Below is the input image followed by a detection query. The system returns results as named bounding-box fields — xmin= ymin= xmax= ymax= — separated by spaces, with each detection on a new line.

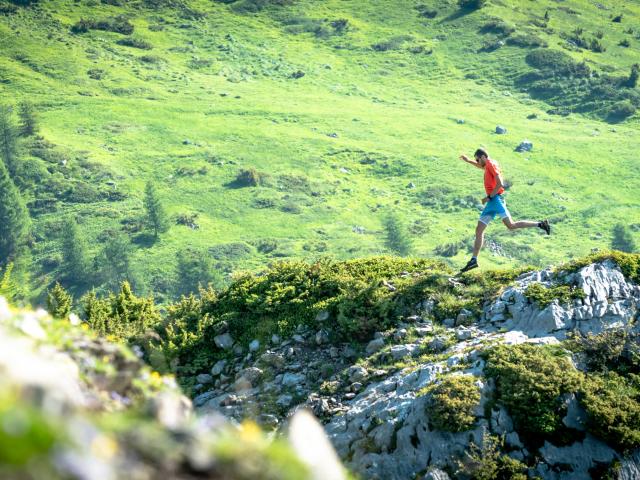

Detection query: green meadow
xmin=1 ymin=0 xmax=639 ymax=301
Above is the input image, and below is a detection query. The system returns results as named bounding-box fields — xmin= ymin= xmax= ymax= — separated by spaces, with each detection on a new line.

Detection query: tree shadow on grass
xmin=441 ymin=7 xmax=476 ymax=23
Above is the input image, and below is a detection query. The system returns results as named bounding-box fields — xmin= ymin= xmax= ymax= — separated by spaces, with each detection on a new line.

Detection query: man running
xmin=459 ymin=148 xmax=550 ymax=273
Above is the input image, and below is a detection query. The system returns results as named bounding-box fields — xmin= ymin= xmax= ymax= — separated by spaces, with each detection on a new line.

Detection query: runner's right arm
xmin=459 ymin=154 xmax=482 ymax=169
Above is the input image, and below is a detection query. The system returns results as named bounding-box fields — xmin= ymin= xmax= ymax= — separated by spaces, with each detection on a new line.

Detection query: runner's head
xmin=474 ymin=148 xmax=489 ymax=166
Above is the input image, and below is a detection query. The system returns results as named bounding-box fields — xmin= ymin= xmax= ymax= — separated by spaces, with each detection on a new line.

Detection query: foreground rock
xmin=0 ymin=298 xmax=347 ymax=480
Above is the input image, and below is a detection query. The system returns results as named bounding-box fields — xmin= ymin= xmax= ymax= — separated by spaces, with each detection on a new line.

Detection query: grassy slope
xmin=0 ymin=0 xmax=639 ymax=300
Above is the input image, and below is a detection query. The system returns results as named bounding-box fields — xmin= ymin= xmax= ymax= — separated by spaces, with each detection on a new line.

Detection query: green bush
xmin=458 ymin=0 xmax=486 ymax=10
xmin=606 ymin=100 xmax=636 ymax=122
xmin=524 ymin=282 xmax=585 ymax=307
xmin=372 ymin=35 xmax=413 ymax=52
xmin=567 ymin=330 xmax=640 ymax=375
xmin=82 ymin=282 xmax=161 ymax=341
xmin=484 ymin=344 xmax=581 ymax=439
xmin=525 ymin=49 xmax=590 ymax=77
xmin=479 ymin=19 xmax=515 ymax=36
xmin=116 ymin=37 xmax=153 ymax=49
xmin=581 ymin=372 xmax=640 ymax=451
xmin=71 ymin=15 xmax=134 ymax=35
xmin=235 ymin=168 xmax=264 ymax=187
xmin=426 ymin=375 xmax=480 ymax=432
xmin=459 ymin=435 xmax=527 ymax=480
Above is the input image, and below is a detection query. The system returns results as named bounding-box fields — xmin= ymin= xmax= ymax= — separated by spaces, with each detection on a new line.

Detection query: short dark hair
xmin=474 ymin=148 xmax=488 ymax=158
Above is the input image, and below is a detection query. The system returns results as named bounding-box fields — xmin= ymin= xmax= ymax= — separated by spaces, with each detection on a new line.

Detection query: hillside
xmin=0 ymin=0 xmax=639 ymax=301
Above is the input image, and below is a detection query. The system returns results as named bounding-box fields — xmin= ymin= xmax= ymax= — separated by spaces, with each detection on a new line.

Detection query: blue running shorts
xmin=479 ymin=194 xmax=511 ymax=225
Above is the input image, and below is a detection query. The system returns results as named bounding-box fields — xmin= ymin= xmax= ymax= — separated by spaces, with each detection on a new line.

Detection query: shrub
xmin=479 ymin=19 xmax=515 ymax=36
xmin=581 ymin=372 xmax=640 ymax=451
xmin=82 ymin=282 xmax=160 ymax=340
xmin=506 ymin=33 xmax=547 ymax=48
xmin=606 ymin=100 xmax=636 ymax=122
xmin=458 ymin=0 xmax=486 ymax=9
xmin=71 ymin=16 xmax=134 ymax=35
xmin=235 ymin=168 xmax=264 ymax=187
xmin=567 ymin=330 xmax=640 ymax=375
xmin=525 ymin=49 xmax=590 ymax=77
xmin=612 ymin=14 xmax=623 ymax=23
xmin=415 ymin=5 xmax=437 ymax=18
xmin=524 ymin=282 xmax=585 ymax=307
xmin=426 ymin=375 xmax=480 ymax=432
xmin=484 ymin=344 xmax=581 ymax=440
xmin=139 ymin=54 xmax=163 ymax=64
xmin=458 ymin=435 xmax=528 ymax=480
xmin=372 ymin=35 xmax=412 ymax=52
xmin=117 ymin=37 xmax=153 ymax=49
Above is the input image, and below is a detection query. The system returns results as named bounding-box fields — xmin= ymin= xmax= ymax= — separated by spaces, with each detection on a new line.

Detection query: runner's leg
xmin=473 ymin=221 xmax=488 ymax=258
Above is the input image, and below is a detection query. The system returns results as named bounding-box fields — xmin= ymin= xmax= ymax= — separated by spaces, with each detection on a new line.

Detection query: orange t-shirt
xmin=484 ymin=158 xmax=505 ymax=196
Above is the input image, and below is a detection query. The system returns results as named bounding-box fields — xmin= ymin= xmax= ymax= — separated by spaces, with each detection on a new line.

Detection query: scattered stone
xmin=366 ymin=338 xmax=385 ymax=354
xmin=316 ymin=310 xmax=330 ymax=322
xmin=282 ymin=372 xmax=306 ymax=387
xmin=456 ymin=309 xmax=474 ymax=326
xmin=495 ymin=125 xmax=507 ymax=134
xmin=515 ymin=140 xmax=533 ymax=152
xmin=455 ymin=327 xmax=473 ymax=341
xmin=351 ymin=382 xmax=363 ymax=392
xmin=196 ymin=373 xmax=213 ymax=385
xmin=342 ymin=345 xmax=357 ymax=359
xmin=406 ymin=182 xmax=416 ymax=189
xmin=456 ymin=119 xmax=465 ymax=124
xmin=214 ymin=333 xmax=234 ymax=350
xmin=348 ymin=366 xmax=368 ymax=383
xmin=344 ymin=392 xmax=356 ymax=400
xmin=390 ymin=344 xmax=419 ymax=360
xmin=423 ymin=468 xmax=451 ymax=480
xmin=315 ymin=329 xmax=330 ymax=345
xmin=236 ymin=367 xmax=263 ymax=387
xmin=427 ymin=336 xmax=449 ymax=352
xmin=442 ymin=318 xmax=455 ymax=328
xmin=249 ymin=339 xmax=260 ymax=352
xmin=260 ymin=352 xmax=285 ymax=369
xmin=393 ymin=329 xmax=408 ymax=341
xmin=292 ymin=334 xmax=305 ymax=344
xmin=271 ymin=334 xmax=281 ymax=345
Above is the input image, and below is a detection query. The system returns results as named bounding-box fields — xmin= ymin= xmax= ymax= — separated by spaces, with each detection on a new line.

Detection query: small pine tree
xmin=17 ymin=101 xmax=38 ymax=137
xmin=544 ymin=10 xmax=550 ymax=21
xmin=144 ymin=181 xmax=169 ymax=239
xmin=0 ymin=104 xmax=18 ymax=177
xmin=383 ymin=214 xmax=413 ymax=256
xmin=612 ymin=224 xmax=636 ymax=253
xmin=47 ymin=282 xmax=72 ymax=319
xmin=60 ymin=217 xmax=90 ymax=283
xmin=0 ymin=160 xmax=30 ymax=263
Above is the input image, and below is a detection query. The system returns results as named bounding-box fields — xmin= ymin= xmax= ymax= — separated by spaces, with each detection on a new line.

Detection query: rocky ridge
xmin=194 ymin=259 xmax=640 ymax=480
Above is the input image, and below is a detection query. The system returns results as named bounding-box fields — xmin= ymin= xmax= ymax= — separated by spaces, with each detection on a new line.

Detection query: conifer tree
xmin=18 ymin=101 xmax=38 ymax=137
xmin=144 ymin=181 xmax=169 ymax=239
xmin=383 ymin=214 xmax=413 ymax=256
xmin=0 ymin=263 xmax=19 ymax=302
xmin=60 ymin=217 xmax=90 ymax=283
xmin=47 ymin=282 xmax=72 ymax=319
xmin=0 ymin=105 xmax=18 ymax=177
xmin=0 ymin=159 xmax=30 ymax=263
